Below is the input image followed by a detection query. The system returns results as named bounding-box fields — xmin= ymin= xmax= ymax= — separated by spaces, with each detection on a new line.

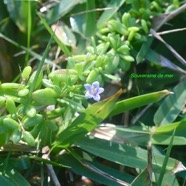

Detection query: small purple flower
xmin=84 ymin=81 xmax=104 ymax=101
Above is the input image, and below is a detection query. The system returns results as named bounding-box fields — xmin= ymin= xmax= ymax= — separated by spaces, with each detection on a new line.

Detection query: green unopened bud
xmin=95 ymin=55 xmax=106 ymax=67
xmin=11 ymin=129 xmax=22 ymax=144
xmin=121 ymin=55 xmax=135 ymax=62
xmin=26 ymin=106 xmax=37 ymax=117
xmin=134 ymin=33 xmax=141 ymax=40
xmin=6 ymin=98 xmax=17 ymax=114
xmin=141 ymin=19 xmax=149 ymax=34
xmin=1 ymin=83 xmax=23 ymax=89
xmin=49 ymin=69 xmax=78 ymax=84
xmin=117 ymin=45 xmax=130 ymax=54
xmin=18 ymin=88 xmax=29 ymax=97
xmin=22 ymin=131 xmax=35 ymax=146
xmin=99 ymin=27 xmax=110 ymax=34
xmin=32 ymin=88 xmax=58 ymax=105
xmin=128 ymin=30 xmax=135 ymax=41
xmin=112 ymin=55 xmax=120 ymax=68
xmin=0 ymin=97 xmax=6 ymax=108
xmin=128 ymin=27 xmax=140 ymax=32
xmin=109 ymin=36 xmax=117 ymax=49
xmin=22 ymin=66 xmax=32 ymax=80
xmin=122 ymin=13 xmax=131 ymax=27
xmin=108 ymin=20 xmax=128 ymax=35
xmin=86 ymin=69 xmax=98 ymax=84
xmin=3 ymin=118 xmax=20 ymax=130
xmin=96 ymin=42 xmax=110 ymax=55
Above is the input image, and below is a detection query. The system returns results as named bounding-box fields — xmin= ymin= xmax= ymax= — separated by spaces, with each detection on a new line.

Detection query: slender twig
xmin=149 ymin=27 xmax=186 ymax=36
xmin=42 ymin=147 xmax=61 ymax=186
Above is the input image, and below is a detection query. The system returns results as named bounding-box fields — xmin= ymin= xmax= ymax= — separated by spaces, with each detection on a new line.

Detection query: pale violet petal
xmin=84 ymin=84 xmax=92 ymax=91
xmin=98 ymin=87 xmax=104 ymax=94
xmin=93 ymin=94 xmax=100 ymax=102
xmin=85 ymin=91 xmax=93 ymax=99
xmin=92 ymin=81 xmax=99 ymax=88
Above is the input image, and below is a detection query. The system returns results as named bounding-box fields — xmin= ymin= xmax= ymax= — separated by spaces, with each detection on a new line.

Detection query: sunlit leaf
xmin=110 ymin=90 xmax=172 ymax=117
xmin=76 ymin=136 xmax=182 ymax=174
xmin=53 ymin=89 xmax=122 ymax=148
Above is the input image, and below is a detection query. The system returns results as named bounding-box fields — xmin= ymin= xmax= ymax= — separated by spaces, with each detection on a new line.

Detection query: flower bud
xmin=22 ymin=66 xmax=32 ymax=80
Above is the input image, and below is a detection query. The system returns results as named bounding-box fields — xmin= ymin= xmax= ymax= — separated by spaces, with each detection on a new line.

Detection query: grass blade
xmin=157 ymin=129 xmax=175 ymax=185
xmin=85 ymin=0 xmax=96 ymax=37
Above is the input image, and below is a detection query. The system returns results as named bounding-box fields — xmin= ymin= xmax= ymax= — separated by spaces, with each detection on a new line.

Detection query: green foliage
xmin=0 ymin=0 xmax=186 ymax=185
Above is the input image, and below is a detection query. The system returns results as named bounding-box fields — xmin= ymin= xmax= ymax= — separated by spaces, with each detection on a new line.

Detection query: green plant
xmin=0 ymin=0 xmax=186 ymax=185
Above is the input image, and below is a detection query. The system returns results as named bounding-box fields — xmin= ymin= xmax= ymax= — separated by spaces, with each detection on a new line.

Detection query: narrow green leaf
xmin=97 ymin=0 xmax=126 ymax=28
xmin=85 ymin=0 xmax=96 ymax=37
xmin=25 ymin=0 xmax=32 ymax=65
xmin=153 ymin=78 xmax=186 ymax=126
xmin=76 ymin=136 xmax=180 ymax=174
xmin=110 ymin=90 xmax=172 ymax=117
xmin=152 ymin=134 xmax=186 ymax=145
xmin=154 ymin=119 xmax=186 ymax=135
xmin=54 ymin=90 xmax=122 ymax=148
xmin=158 ymin=129 xmax=175 ymax=185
